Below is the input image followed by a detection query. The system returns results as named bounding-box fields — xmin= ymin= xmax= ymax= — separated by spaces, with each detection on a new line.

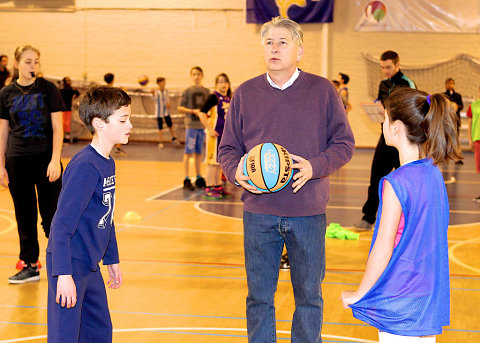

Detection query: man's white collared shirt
xmin=266 ymin=68 xmax=300 ymax=90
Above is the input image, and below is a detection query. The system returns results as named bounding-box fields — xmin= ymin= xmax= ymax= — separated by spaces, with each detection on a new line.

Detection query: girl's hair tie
xmin=426 ymin=95 xmax=431 ymax=106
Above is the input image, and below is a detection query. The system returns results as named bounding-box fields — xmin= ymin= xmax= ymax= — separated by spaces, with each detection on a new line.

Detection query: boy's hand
xmin=235 ymin=155 xmax=262 ymax=194
xmin=290 ymin=154 xmax=313 ymax=193
xmin=56 ymin=275 xmax=77 ymax=308
xmin=107 ymin=264 xmax=122 ymax=289
xmin=340 ymin=290 xmax=361 ymax=309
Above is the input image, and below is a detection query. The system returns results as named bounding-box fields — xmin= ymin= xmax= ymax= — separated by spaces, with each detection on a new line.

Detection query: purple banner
xmin=246 ymin=0 xmax=334 ymax=24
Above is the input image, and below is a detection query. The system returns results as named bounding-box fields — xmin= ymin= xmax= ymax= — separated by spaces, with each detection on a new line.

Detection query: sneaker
xmin=16 ymin=260 xmax=42 ymax=270
xmin=114 ymin=147 xmax=127 ymax=156
xmin=216 ymin=186 xmax=231 ymax=197
xmin=280 ymin=253 xmax=290 ymax=270
xmin=204 ymin=187 xmax=223 ymax=200
xmin=8 ymin=265 xmax=40 ymax=284
xmin=353 ymin=219 xmax=374 ymax=231
xmin=172 ymin=137 xmax=180 ymax=145
xmin=183 ymin=179 xmax=195 ymax=191
xmin=195 ymin=177 xmax=206 ymax=189
xmin=473 ymin=196 xmax=480 ymax=203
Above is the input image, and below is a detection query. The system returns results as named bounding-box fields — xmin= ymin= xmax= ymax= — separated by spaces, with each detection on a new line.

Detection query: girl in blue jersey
xmin=341 ymin=88 xmax=462 ymax=342
xmin=47 ymin=86 xmax=131 ymax=343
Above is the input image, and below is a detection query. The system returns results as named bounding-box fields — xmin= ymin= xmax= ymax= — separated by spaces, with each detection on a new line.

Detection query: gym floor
xmin=0 ymin=141 xmax=479 ymax=342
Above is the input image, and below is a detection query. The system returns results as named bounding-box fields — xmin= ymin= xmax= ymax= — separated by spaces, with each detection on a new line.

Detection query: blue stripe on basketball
xmin=260 ymin=143 xmax=280 ymax=190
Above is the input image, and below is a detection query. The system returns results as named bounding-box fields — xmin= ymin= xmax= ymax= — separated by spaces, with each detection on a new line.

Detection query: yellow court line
xmin=449 ymin=236 xmax=480 ymax=274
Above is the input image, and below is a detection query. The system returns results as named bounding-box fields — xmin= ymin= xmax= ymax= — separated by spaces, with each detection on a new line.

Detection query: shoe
xmin=16 ymin=260 xmax=42 ymax=270
xmin=473 ymin=196 xmax=480 ymax=203
xmin=172 ymin=137 xmax=180 ymax=145
xmin=353 ymin=219 xmax=374 ymax=231
xmin=114 ymin=147 xmax=126 ymax=156
xmin=204 ymin=187 xmax=223 ymax=200
xmin=8 ymin=265 xmax=40 ymax=284
xmin=195 ymin=177 xmax=206 ymax=189
xmin=158 ymin=143 xmax=164 ymax=148
xmin=216 ymin=186 xmax=231 ymax=197
xmin=455 ymin=160 xmax=464 ymax=165
xmin=280 ymin=253 xmax=290 ymax=270
xmin=183 ymin=179 xmax=195 ymax=191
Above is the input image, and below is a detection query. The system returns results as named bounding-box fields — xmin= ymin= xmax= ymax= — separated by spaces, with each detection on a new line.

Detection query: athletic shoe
xmin=217 ymin=186 xmax=231 ymax=197
xmin=8 ymin=265 xmax=40 ymax=284
xmin=204 ymin=187 xmax=223 ymax=200
xmin=16 ymin=260 xmax=42 ymax=270
xmin=172 ymin=137 xmax=180 ymax=145
xmin=473 ymin=196 xmax=480 ymax=203
xmin=280 ymin=253 xmax=290 ymax=270
xmin=114 ymin=147 xmax=127 ymax=156
xmin=195 ymin=177 xmax=206 ymax=189
xmin=183 ymin=179 xmax=195 ymax=191
xmin=353 ymin=219 xmax=374 ymax=231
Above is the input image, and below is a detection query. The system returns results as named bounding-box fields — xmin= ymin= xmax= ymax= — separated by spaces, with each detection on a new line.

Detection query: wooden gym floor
xmin=0 ymin=142 xmax=479 ymax=342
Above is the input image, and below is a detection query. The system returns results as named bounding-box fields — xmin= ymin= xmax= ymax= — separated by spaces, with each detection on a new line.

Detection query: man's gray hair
xmin=260 ymin=16 xmax=303 ymax=46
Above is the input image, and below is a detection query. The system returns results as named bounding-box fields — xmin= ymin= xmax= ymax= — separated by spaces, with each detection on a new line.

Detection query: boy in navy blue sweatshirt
xmin=46 ymin=86 xmax=132 ymax=342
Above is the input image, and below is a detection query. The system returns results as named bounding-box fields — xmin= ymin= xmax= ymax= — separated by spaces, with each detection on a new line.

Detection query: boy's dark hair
xmin=385 ymin=88 xmax=462 ymax=165
xmin=380 ymin=50 xmax=399 ymax=65
xmin=339 ymin=73 xmax=350 ymax=85
xmin=79 ymin=85 xmax=131 ymax=133
xmin=104 ymin=73 xmax=114 ymax=84
xmin=156 ymin=77 xmax=165 ymax=84
xmin=191 ymin=66 xmax=203 ymax=75
xmin=332 ymin=80 xmax=340 ymax=87
xmin=445 ymin=77 xmax=454 ymax=83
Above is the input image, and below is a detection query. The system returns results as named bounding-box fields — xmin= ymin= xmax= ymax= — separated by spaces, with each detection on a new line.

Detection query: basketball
xmin=138 ymin=75 xmax=149 ymax=86
xmin=243 ymin=143 xmax=293 ymax=193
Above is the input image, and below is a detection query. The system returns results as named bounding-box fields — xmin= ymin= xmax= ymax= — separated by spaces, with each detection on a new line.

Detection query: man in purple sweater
xmin=218 ymin=17 xmax=355 ymax=343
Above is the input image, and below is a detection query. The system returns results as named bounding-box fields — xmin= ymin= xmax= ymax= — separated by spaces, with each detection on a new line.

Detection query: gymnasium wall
xmin=0 ymin=0 xmax=479 ymax=147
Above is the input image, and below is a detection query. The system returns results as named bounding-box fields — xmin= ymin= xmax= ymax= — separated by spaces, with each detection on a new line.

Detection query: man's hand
xmin=235 ymin=155 xmax=262 ymax=194
xmin=290 ymin=154 xmax=313 ymax=193
xmin=0 ymin=166 xmax=8 ymax=188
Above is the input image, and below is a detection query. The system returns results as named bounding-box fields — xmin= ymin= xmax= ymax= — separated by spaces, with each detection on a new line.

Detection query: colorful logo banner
xmin=246 ymin=0 xmax=334 ymax=23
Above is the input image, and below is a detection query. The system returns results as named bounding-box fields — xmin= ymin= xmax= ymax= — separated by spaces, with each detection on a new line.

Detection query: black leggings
xmin=361 ymin=133 xmax=400 ymax=224
xmin=6 ymin=153 xmax=62 ymax=263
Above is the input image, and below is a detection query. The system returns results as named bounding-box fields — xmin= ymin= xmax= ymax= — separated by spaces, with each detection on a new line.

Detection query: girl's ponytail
xmin=423 ymin=93 xmax=462 ymax=164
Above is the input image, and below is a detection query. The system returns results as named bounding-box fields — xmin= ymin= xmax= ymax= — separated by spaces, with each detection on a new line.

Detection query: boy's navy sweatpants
xmin=47 ymin=254 xmax=112 ymax=343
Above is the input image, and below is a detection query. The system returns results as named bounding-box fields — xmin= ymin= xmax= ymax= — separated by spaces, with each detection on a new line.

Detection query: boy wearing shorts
xmin=178 ymin=66 xmax=210 ymax=190
xmin=46 ymin=86 xmax=131 ymax=342
xmin=154 ymin=77 xmax=178 ymax=148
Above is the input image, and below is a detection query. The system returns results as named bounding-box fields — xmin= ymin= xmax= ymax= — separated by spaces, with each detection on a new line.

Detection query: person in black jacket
xmin=354 ymin=50 xmax=416 ymax=230
xmin=444 ymin=78 xmax=464 ymax=164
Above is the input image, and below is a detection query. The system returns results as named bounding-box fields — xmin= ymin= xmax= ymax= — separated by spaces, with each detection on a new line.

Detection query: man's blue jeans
xmin=243 ymin=211 xmax=326 ymax=343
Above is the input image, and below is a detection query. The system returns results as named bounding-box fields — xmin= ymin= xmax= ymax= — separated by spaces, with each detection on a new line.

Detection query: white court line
xmin=194 ymin=202 xmax=242 ymax=221
xmin=449 ymin=236 xmax=480 ymax=274
xmin=0 ymin=327 xmax=378 ymax=343
xmin=146 ymin=184 xmax=183 ymax=201
xmin=0 ymin=213 xmax=16 ymax=235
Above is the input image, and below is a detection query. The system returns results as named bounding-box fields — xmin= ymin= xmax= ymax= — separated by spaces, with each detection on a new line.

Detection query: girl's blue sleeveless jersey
xmin=350 ymin=158 xmax=450 ymax=336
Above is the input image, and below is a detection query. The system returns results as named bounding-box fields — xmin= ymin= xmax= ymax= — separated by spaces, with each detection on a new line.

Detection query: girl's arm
xmin=0 ymin=119 xmax=9 ymax=187
xmin=341 ymin=180 xmax=401 ymax=308
xmin=47 ymin=111 xmax=63 ymax=182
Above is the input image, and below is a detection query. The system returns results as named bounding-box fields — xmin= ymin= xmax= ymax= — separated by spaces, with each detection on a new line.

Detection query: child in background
xmin=60 ymin=76 xmax=79 ymax=142
xmin=46 ymin=86 xmax=130 ymax=342
xmin=341 ymin=88 xmax=461 ymax=342
xmin=467 ymin=88 xmax=480 ymax=202
xmin=178 ymin=66 xmax=210 ymax=190
xmin=153 ymin=77 xmax=178 ymax=148
xmin=0 ymin=45 xmax=64 ymax=283
xmin=201 ymin=73 xmax=232 ymax=199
